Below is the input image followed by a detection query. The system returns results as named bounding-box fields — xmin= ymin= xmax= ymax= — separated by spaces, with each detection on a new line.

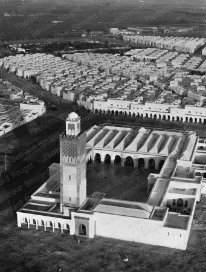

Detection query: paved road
xmin=0 ymin=67 xmax=75 ymax=117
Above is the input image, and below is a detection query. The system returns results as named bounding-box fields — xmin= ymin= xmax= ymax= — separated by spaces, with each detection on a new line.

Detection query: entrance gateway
xmin=75 ymin=217 xmax=89 ymax=237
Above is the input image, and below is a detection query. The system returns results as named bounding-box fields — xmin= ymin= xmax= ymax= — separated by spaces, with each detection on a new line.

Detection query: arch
xmin=195 ymin=118 xmax=197 ymax=123
xmin=154 ymin=114 xmax=157 ymax=119
xmin=111 ymin=110 xmax=114 ymax=115
xmin=158 ymin=160 xmax=165 ymax=171
xmin=176 ymin=116 xmax=180 ymax=121
xmin=146 ymin=113 xmax=148 ymax=118
xmin=104 ymin=154 xmax=111 ymax=164
xmin=107 ymin=110 xmax=110 ymax=115
xmin=33 ymin=219 xmax=36 ymax=225
xmin=150 ymin=114 xmax=152 ymax=119
xmin=115 ymin=111 xmax=118 ymax=116
xmin=138 ymin=158 xmax=145 ymax=168
xmin=124 ymin=156 xmax=134 ymax=167
xmin=66 ymin=224 xmax=70 ymax=234
xmin=94 ymin=153 xmax=101 ymax=163
xmin=132 ymin=113 xmax=136 ymax=118
xmin=25 ymin=218 xmax=28 ymax=224
xmin=162 ymin=115 xmax=166 ymax=120
xmin=172 ymin=199 xmax=176 ymax=206
xmin=168 ymin=116 xmax=170 ymax=121
xmin=148 ymin=159 xmax=155 ymax=169
xmin=41 ymin=220 xmax=45 ymax=226
xmin=49 ymin=221 xmax=53 ymax=228
xmin=184 ymin=200 xmax=188 ymax=208
xmin=114 ymin=155 xmax=122 ymax=165
xmin=99 ymin=110 xmax=102 ymax=115
xmin=79 ymin=224 xmax=87 ymax=236
xmin=58 ymin=222 xmax=61 ymax=229
xmin=189 ymin=117 xmax=193 ymax=123
xmin=177 ymin=198 xmax=184 ymax=208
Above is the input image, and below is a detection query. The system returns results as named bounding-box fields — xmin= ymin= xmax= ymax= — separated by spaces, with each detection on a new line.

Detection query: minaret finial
xmin=66 ymin=112 xmax=81 ymax=136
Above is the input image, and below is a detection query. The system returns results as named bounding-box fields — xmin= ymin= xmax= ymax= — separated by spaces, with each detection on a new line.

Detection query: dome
xmin=67 ymin=112 xmax=79 ymax=121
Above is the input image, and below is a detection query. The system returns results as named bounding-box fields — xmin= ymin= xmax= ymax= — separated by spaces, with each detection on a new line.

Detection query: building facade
xmin=93 ymin=99 xmax=206 ymax=123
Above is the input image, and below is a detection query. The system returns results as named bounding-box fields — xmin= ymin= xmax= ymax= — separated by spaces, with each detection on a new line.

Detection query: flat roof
xmin=164 ymin=212 xmax=190 ymax=230
xmin=93 ymin=198 xmax=153 ymax=219
xmin=151 ymin=207 xmax=168 ymax=221
xmin=33 ymin=163 xmax=60 ymax=197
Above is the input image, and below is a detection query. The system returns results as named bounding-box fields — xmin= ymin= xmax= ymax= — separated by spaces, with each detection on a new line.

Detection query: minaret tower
xmin=60 ymin=112 xmax=87 ymax=213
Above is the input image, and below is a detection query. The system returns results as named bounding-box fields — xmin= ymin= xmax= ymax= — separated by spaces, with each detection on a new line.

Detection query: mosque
xmin=17 ymin=112 xmax=206 ymax=250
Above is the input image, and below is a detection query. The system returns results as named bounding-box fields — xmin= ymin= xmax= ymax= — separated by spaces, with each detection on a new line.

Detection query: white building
xmin=202 ymin=47 xmax=206 ymax=56
xmin=17 ymin=113 xmax=206 ymax=250
xmin=20 ymin=100 xmax=46 ymax=115
xmin=93 ymin=99 xmax=206 ymax=123
xmin=109 ymin=28 xmax=119 ymax=35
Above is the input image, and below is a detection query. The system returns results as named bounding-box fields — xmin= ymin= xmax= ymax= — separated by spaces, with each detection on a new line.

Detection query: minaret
xmin=60 ymin=112 xmax=87 ymax=213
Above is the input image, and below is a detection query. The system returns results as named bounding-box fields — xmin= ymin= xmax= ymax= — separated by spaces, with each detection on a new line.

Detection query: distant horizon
xmin=0 ymin=0 xmax=205 ymax=40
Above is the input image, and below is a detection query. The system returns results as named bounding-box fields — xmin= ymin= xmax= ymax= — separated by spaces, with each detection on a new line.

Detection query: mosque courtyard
xmin=87 ymin=162 xmax=159 ymax=203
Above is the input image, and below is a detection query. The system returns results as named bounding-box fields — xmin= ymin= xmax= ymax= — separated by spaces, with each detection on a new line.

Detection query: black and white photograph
xmin=0 ymin=0 xmax=206 ymax=271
